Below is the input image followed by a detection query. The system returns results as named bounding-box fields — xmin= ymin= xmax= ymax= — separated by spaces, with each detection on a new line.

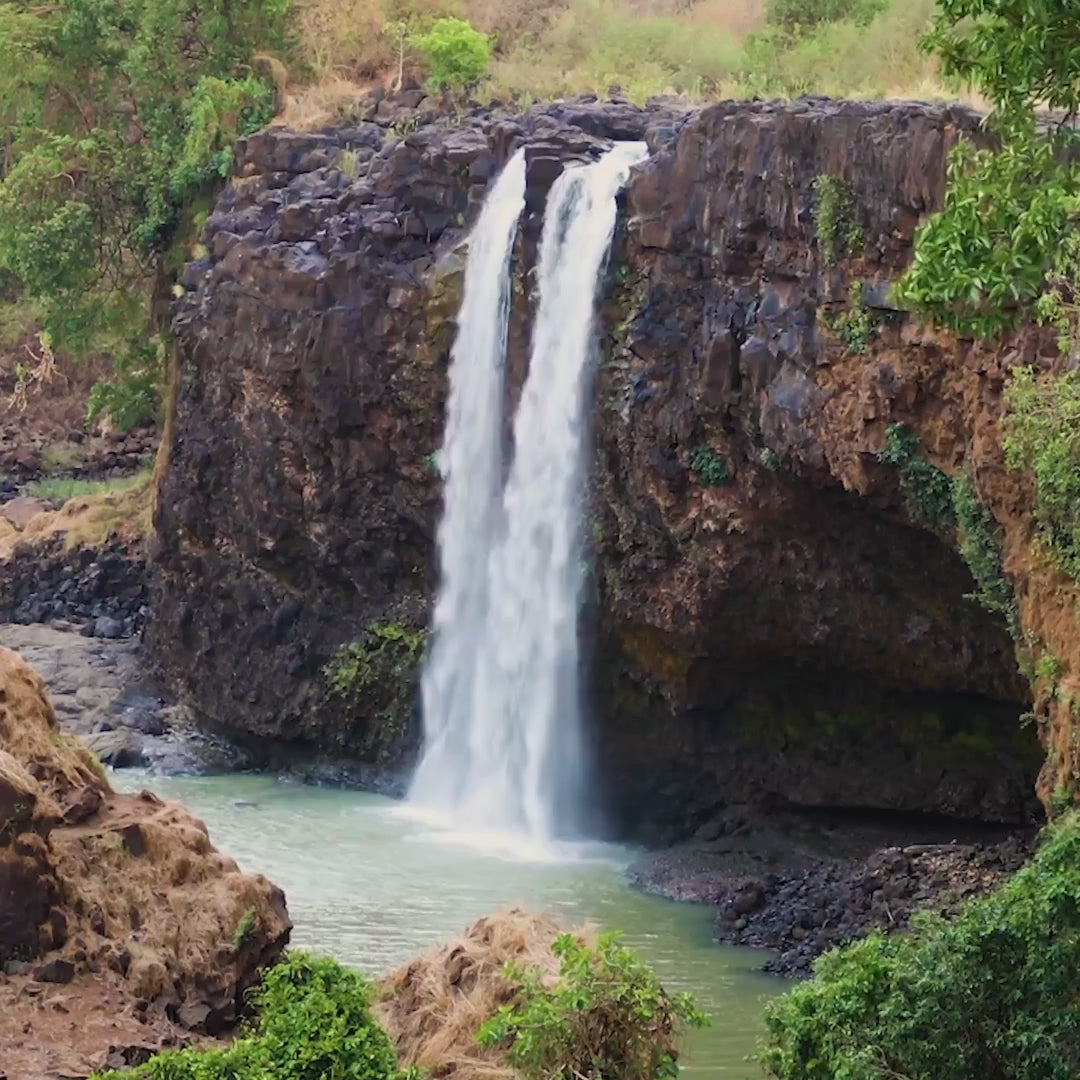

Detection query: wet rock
xmin=83 ymin=730 xmax=144 ymax=768
xmin=632 ymin=816 xmax=1036 ymax=976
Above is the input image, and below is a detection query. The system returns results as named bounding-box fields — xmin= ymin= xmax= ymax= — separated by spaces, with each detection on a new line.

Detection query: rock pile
xmin=712 ymin=834 xmax=1034 ymax=975
xmin=1 ymin=538 xmax=147 ymax=635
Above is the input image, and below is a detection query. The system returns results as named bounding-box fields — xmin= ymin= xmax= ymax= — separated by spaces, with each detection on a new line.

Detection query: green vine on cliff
xmin=325 ymin=622 xmax=426 ymax=759
xmin=877 ymin=424 xmax=956 ymax=536
xmin=813 ymin=174 xmax=863 ymax=267
xmin=952 ymin=471 xmax=1020 ymax=638
xmin=1002 ymin=365 xmax=1080 ymax=585
xmin=691 ymin=444 xmax=731 ymax=487
xmin=823 ymin=282 xmax=876 ymax=353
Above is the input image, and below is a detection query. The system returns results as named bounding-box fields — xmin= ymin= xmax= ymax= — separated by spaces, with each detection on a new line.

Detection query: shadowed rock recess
xmin=149 ymin=95 xmax=1048 ymax=841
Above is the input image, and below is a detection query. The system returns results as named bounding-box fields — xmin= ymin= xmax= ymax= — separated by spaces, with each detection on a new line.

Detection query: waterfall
xmin=411 ymin=142 xmax=648 ymax=844
xmin=410 ymin=148 xmax=527 ymax=813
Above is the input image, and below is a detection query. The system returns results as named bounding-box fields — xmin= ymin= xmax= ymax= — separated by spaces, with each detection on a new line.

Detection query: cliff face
xmin=149 ymin=95 xmax=1056 ymax=839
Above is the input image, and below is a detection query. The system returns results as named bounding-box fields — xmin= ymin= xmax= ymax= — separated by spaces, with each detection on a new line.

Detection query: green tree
xmin=415 ymin=16 xmax=491 ymax=91
xmin=894 ymin=0 xmax=1080 ymax=340
xmin=760 ymin=814 xmax=1080 ymax=1080
xmin=0 ymin=0 xmax=288 ymax=429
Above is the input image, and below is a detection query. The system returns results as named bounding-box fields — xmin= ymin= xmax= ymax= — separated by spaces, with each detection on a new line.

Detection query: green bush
xmin=824 ymin=282 xmax=875 ymax=353
xmin=813 ymin=175 xmax=863 ymax=267
xmin=691 ymin=445 xmax=731 ymax=486
xmin=0 ymin=0 xmax=287 ymax=428
xmin=877 ymin=424 xmax=955 ymax=535
xmin=93 ymin=952 xmax=417 ymax=1080
xmin=416 ymin=17 xmax=491 ymax=90
xmin=951 ymin=471 xmax=1019 ymax=636
xmin=1002 ymin=365 xmax=1080 ymax=583
xmin=760 ymin=814 xmax=1080 ymax=1080
xmin=478 ymin=931 xmax=708 ymax=1080
xmin=766 ymin=0 xmax=887 ymax=30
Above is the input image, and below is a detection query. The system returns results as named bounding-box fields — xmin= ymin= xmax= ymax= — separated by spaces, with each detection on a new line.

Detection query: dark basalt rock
xmin=148 ymin=94 xmax=1042 ymax=837
xmin=0 ymin=540 xmax=147 ymax=635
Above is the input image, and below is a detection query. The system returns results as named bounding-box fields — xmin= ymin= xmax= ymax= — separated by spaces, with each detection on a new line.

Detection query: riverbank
xmin=0 ymin=611 xmax=1040 ymax=986
xmin=629 ymin=804 xmax=1035 ymax=976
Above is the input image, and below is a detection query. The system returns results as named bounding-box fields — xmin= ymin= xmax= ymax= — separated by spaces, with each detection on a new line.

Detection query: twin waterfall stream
xmin=410 ymin=142 xmax=648 ymax=842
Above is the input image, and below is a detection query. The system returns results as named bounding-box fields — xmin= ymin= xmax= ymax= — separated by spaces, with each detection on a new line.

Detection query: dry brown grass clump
xmin=377 ymin=908 xmax=591 ymax=1079
xmin=0 ymin=648 xmax=106 ymax=815
xmin=0 ymin=472 xmax=152 ymax=559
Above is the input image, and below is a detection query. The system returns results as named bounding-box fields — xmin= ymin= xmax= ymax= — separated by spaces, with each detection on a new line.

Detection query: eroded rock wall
xmin=150 ymin=95 xmax=1049 ymax=838
xmin=587 ymin=99 xmax=1045 ymax=838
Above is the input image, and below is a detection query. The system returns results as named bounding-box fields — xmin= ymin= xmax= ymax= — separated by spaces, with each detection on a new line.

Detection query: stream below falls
xmin=121 ymin=771 xmax=782 ymax=1076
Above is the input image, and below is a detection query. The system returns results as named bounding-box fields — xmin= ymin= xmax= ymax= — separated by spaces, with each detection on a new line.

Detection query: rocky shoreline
xmin=629 ymin=805 xmax=1036 ymax=976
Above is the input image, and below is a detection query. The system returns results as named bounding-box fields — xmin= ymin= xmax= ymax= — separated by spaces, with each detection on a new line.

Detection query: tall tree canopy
xmin=0 ymin=0 xmax=289 ymax=427
xmin=896 ymin=0 xmax=1080 ymax=344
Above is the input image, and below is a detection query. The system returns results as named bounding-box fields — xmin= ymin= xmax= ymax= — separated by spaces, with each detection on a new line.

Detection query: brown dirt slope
xmin=0 ymin=646 xmax=291 ymax=1080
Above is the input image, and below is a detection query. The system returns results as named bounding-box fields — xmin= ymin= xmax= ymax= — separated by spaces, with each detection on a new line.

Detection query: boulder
xmin=1 ymin=497 xmax=48 ymax=531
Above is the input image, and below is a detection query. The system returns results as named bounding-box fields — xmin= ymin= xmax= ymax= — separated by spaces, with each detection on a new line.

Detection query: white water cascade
xmin=411 ymin=141 xmax=649 ymax=844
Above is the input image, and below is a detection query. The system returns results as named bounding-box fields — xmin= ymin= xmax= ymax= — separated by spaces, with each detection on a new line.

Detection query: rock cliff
xmin=149 ymin=93 xmax=1059 ymax=840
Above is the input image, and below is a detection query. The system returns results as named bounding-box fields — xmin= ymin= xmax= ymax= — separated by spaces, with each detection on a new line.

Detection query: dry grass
xmin=377 ymin=908 xmax=591 ymax=1079
xmin=0 ymin=648 xmax=108 ymax=817
xmin=277 ymin=72 xmax=382 ymax=129
xmin=38 ymin=439 xmax=87 ymax=473
xmin=0 ymin=471 xmax=152 ymax=558
xmin=280 ymin=0 xmax=974 ymax=116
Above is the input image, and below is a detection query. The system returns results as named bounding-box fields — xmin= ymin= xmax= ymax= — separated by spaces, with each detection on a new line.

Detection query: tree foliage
xmin=894 ymin=0 xmax=1080 ymax=340
xmin=478 ymin=931 xmax=708 ymax=1080
xmin=0 ymin=0 xmax=288 ymax=428
xmin=93 ymin=951 xmax=420 ymax=1080
xmin=760 ymin=813 xmax=1080 ymax=1080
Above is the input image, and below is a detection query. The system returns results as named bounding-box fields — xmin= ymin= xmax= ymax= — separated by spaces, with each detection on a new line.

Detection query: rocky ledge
xmin=0 ymin=645 xmax=290 ymax=1079
xmin=1 ymin=537 xmax=148 ymax=636
xmin=630 ymin=805 xmax=1034 ymax=975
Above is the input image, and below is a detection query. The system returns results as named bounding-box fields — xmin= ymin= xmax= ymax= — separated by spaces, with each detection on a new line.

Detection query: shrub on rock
xmin=760 ymin=814 xmax=1080 ymax=1080
xmin=93 ymin=952 xmax=416 ymax=1080
xmin=479 ymin=929 xmax=708 ymax=1080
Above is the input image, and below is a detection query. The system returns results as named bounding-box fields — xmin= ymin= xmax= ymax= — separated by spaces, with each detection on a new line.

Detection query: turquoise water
xmin=123 ymin=772 xmax=782 ymax=1076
